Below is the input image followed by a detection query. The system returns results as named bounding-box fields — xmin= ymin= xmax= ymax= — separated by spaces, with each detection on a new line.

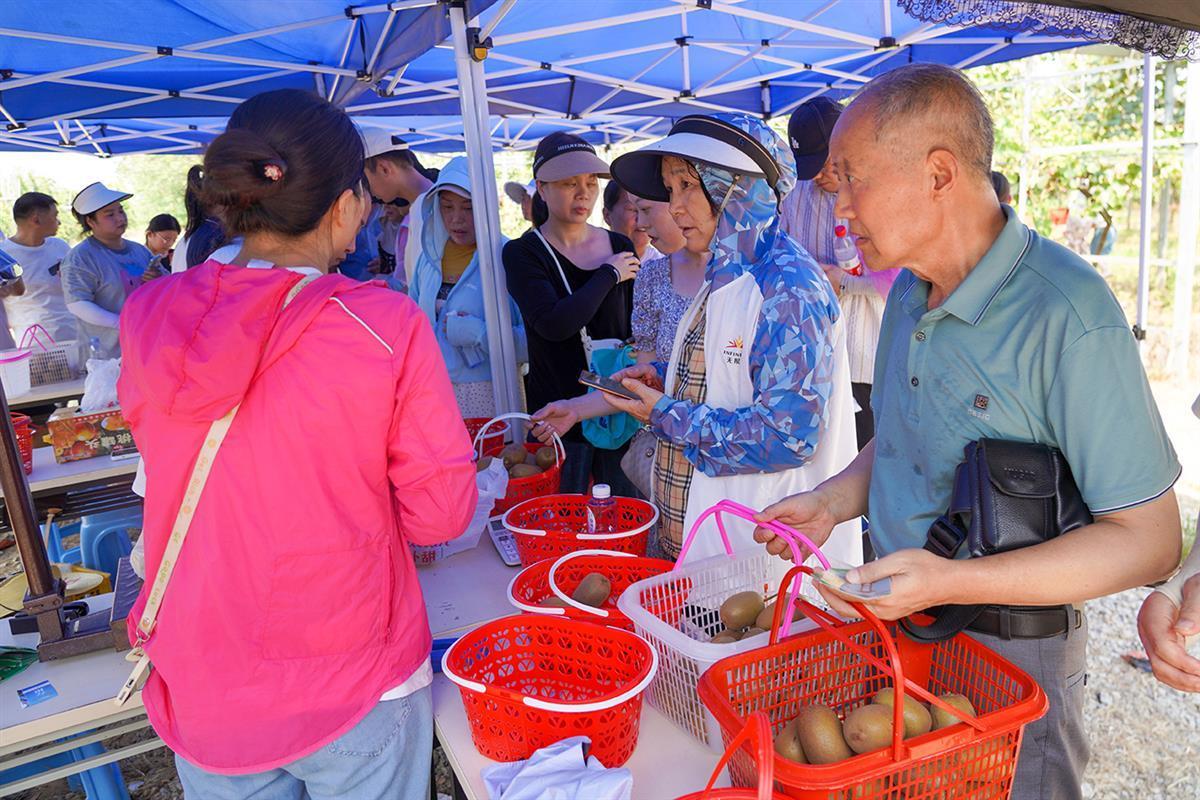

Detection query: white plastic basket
xmin=616 ymin=499 xmax=833 ymax=751
xmin=0 ymin=348 xmax=32 ymax=399
xmin=19 ymin=326 xmax=79 ymax=386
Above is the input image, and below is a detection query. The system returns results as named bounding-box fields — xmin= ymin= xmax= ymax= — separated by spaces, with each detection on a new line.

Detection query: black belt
xmin=966 ymin=604 xmax=1083 ymax=640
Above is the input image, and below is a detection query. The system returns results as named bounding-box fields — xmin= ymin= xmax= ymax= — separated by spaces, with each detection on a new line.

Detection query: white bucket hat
xmin=72 ymin=182 xmax=133 ymax=216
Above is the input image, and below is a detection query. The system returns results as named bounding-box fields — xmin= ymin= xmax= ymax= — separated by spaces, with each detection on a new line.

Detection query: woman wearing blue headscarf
xmin=537 ymin=115 xmax=861 ymax=569
xmin=408 ymin=156 xmax=526 ymax=417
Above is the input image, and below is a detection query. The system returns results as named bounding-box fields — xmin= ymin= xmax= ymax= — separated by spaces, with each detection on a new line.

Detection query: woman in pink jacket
xmin=117 ymin=88 xmax=477 ymax=798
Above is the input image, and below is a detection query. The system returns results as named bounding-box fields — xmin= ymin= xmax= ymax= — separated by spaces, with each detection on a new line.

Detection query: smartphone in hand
xmin=579 ymin=370 xmax=640 ymax=401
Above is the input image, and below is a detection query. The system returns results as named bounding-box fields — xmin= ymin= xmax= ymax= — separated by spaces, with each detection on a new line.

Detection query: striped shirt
xmin=780 ymin=180 xmax=883 ymax=383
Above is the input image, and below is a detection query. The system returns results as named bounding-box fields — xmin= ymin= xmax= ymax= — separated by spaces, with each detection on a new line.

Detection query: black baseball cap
xmin=787 ymin=97 xmax=842 ymax=181
xmin=532 ymin=132 xmax=610 ymax=181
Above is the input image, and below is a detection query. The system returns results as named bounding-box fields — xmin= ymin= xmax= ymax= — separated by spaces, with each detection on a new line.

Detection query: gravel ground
xmin=6 ymin=585 xmax=1196 ymax=799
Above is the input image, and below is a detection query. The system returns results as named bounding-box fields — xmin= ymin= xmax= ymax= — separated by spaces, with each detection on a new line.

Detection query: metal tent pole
xmin=1135 ymin=53 xmax=1154 ymax=347
xmin=449 ymin=2 xmax=522 ymax=417
xmin=1168 ymin=60 xmax=1199 ymax=378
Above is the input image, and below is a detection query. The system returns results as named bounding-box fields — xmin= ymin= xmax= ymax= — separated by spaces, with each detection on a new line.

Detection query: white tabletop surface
xmin=0 ymin=446 xmax=138 ymax=497
xmin=0 ymin=593 xmax=147 ymax=753
xmin=6 ymin=378 xmax=86 ymax=410
xmin=416 ymin=541 xmax=729 ymax=799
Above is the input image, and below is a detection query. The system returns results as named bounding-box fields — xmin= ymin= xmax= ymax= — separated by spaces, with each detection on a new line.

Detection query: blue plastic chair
xmin=0 ymin=740 xmax=130 ymax=800
xmin=82 ymin=525 xmax=134 ymax=580
xmin=45 ymin=507 xmax=142 ymax=577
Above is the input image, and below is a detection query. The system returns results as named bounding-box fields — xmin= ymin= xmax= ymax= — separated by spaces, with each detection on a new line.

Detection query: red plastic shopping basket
xmin=10 ymin=413 xmax=33 ymax=475
xmin=697 ymin=566 xmax=1049 ymax=799
xmin=503 ymin=493 xmax=658 ymax=567
xmin=473 ymin=413 xmax=565 ymax=516
xmin=676 ymin=712 xmax=790 ymax=800
xmin=506 ymin=549 xmax=674 ymax=631
xmin=440 ymin=614 xmax=658 ymax=766
xmin=464 ymin=416 xmax=505 ymax=454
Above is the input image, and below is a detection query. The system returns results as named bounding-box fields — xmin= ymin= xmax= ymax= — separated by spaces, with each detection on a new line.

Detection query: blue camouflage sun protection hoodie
xmin=649 ymin=114 xmax=843 ymax=477
xmin=409 ymin=157 xmax=527 ymax=384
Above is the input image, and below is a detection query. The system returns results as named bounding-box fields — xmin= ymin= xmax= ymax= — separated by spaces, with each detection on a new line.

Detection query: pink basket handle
xmin=472 ymin=412 xmax=564 ymax=464
xmin=676 ymin=499 xmax=831 ymax=571
xmin=694 ymin=711 xmax=775 ymax=800
xmin=19 ymin=324 xmax=54 ymax=352
xmin=770 ymin=566 xmax=987 ymax=765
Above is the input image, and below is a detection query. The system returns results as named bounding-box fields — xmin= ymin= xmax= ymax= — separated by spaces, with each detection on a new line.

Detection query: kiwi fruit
xmin=524 ymin=450 xmax=539 ymax=465
xmin=774 ymin=719 xmax=808 ymax=763
xmin=793 ymin=704 xmax=852 ymax=764
xmin=535 ymin=445 xmax=557 ymax=470
xmin=710 ymin=629 xmax=743 ymax=644
xmin=500 ymin=443 xmax=529 ymax=470
xmin=842 ymin=704 xmax=894 ymax=755
xmin=741 ymin=627 xmax=767 ymax=639
xmin=720 ymin=591 xmax=765 ymax=631
xmin=755 ymin=600 xmax=803 ymax=631
xmin=931 ymin=693 xmax=977 ymax=730
xmin=872 ymin=688 xmax=932 ymax=738
xmin=539 ymin=596 xmax=569 ymax=608
xmin=572 ymin=572 xmax=612 ymax=607
xmin=476 ymin=455 xmax=496 ymax=473
xmin=509 ymin=463 xmax=543 ymax=479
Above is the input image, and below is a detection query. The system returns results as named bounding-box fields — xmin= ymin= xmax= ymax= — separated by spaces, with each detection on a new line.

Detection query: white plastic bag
xmin=482 ymin=737 xmax=632 ymax=800
xmin=411 ymin=459 xmax=508 ymax=565
xmin=80 ymin=357 xmax=121 ymax=412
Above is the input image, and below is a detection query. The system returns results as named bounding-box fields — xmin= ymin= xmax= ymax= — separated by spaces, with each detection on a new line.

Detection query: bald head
xmin=849 ymin=63 xmax=994 ymax=179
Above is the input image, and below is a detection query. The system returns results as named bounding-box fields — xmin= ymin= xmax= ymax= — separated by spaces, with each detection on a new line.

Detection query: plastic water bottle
xmin=833 ymin=225 xmax=863 ymax=276
xmin=88 ymin=336 xmax=102 ymax=360
xmin=586 ymin=484 xmax=616 ymax=534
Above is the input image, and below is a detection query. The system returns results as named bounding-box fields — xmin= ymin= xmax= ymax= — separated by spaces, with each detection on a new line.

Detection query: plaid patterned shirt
xmin=653 ymin=290 xmax=709 ymax=558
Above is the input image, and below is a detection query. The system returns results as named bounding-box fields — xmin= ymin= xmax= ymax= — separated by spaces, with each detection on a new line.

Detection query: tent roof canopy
xmin=0 ymin=0 xmax=1087 ymax=156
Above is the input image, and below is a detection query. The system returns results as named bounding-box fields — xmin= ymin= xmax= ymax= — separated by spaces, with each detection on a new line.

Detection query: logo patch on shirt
xmin=722 ymin=337 xmax=744 ymax=366
xmin=971 ymin=394 xmax=991 ymax=420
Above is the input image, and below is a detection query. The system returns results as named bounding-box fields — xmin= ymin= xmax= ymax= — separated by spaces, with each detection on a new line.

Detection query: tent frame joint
xmin=675 ymin=36 xmax=692 ymax=47
xmin=877 ymin=36 xmax=897 ymax=50
xmin=156 ymin=46 xmax=172 ymax=56
xmin=1132 ymin=324 xmax=1148 ymax=341
xmin=468 ymin=27 xmax=493 ymax=62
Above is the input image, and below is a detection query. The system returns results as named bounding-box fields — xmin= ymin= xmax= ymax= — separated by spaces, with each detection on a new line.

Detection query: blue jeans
xmin=174 ymin=688 xmax=433 ymax=800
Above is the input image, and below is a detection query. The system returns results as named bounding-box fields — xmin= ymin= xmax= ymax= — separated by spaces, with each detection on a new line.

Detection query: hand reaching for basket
xmin=753 ymin=488 xmax=839 ymax=561
xmin=531 ymin=401 xmax=579 ymax=443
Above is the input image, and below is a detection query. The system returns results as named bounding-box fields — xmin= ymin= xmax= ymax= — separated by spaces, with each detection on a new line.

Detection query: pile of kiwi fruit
xmin=773 ymin=691 xmax=977 ymax=765
xmin=539 ymin=572 xmax=612 ymax=609
xmin=708 ymin=592 xmax=805 ymax=643
xmin=478 ymin=443 xmax=557 ymax=479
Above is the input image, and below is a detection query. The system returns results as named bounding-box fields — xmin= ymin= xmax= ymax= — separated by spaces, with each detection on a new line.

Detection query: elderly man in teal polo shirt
xmin=755 ymin=63 xmax=1182 ymax=800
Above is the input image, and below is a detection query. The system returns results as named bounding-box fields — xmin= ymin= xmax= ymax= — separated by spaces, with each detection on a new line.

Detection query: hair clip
xmin=263 ymin=163 xmax=284 ymax=182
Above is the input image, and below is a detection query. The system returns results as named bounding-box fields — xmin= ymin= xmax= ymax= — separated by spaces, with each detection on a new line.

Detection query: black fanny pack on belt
xmin=899 ymin=438 xmax=1093 ymax=643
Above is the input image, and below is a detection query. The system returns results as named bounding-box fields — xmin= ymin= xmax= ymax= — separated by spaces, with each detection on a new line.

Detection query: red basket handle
xmin=771 ymin=566 xmax=987 ymax=764
xmin=547 ymin=548 xmax=636 ymax=619
xmin=472 ymin=412 xmax=564 ymax=464
xmin=696 ymin=711 xmax=775 ymax=800
xmin=676 ymin=500 xmax=832 ymax=571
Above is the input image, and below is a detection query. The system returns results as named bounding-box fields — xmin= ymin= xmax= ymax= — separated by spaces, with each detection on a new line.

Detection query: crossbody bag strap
xmin=116 ymin=274 xmax=318 ymax=705
xmin=533 ymin=228 xmax=597 ymax=354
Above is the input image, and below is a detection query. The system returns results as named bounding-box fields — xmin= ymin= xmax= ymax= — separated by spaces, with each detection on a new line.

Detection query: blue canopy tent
xmin=0 ymin=1 xmax=1090 ymax=416
xmin=0 ymin=0 xmax=497 ymax=155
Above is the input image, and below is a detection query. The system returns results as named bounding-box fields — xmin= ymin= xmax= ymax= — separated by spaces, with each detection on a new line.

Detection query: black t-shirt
xmin=503 ymin=228 xmax=635 ymax=431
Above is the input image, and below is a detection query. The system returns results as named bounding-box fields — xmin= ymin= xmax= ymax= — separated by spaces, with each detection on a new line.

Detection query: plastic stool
xmin=0 ymin=741 xmax=130 ymax=800
xmin=79 ymin=507 xmax=143 ymax=542
xmin=82 ymin=526 xmax=133 ymax=580
xmin=45 ymin=519 xmax=83 ymax=565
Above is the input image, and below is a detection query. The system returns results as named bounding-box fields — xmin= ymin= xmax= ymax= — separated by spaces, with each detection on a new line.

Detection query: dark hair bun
xmin=199 ymin=89 xmax=363 ymax=238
